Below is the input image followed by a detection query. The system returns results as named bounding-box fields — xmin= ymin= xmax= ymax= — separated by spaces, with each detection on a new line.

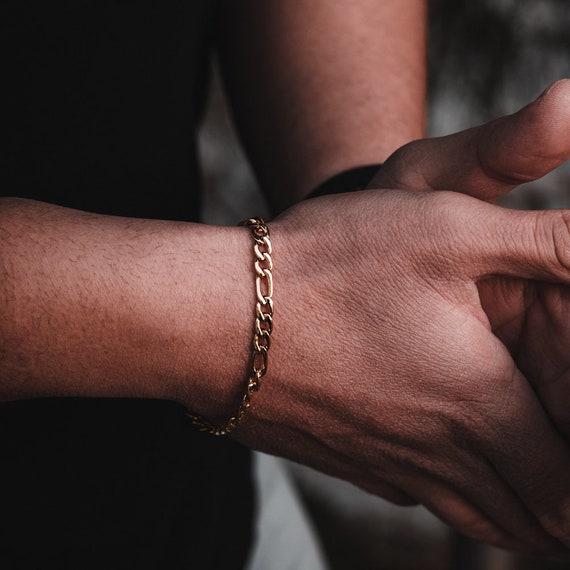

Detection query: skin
xmin=371 ymin=78 xmax=570 ymax=437
xmin=2 ymin=0 xmax=570 ymax=557
xmin=365 ymin=78 xmax=570 ymax=548
xmin=240 ymin=186 xmax=570 ymax=555
xmin=216 ymin=0 xmax=426 ymax=210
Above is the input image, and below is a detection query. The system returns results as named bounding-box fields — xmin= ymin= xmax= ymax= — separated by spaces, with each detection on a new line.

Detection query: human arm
xmin=4 ymin=185 xmax=570 ymax=554
xmin=0 ymin=197 xmax=254 ymax=422
xmin=1 ymin=0 xmax=427 ymax=405
xmin=215 ymin=0 xmax=426 ymax=211
xmin=4 ymin=3 xmax=570 ymax=557
xmin=6 ymin=178 xmax=570 ymax=554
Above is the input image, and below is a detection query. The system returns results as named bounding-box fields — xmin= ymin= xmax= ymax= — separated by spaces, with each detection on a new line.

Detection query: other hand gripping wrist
xmin=187 ymin=218 xmax=274 ymax=436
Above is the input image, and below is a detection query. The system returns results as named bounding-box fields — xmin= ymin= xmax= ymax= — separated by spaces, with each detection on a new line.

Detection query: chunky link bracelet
xmin=187 ymin=218 xmax=274 ymax=436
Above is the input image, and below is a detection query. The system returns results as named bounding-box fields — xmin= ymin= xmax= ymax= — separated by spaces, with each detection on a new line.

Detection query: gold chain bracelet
xmin=187 ymin=218 xmax=274 ymax=436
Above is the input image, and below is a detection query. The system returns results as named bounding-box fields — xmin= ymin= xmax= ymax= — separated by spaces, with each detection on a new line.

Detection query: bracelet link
xmin=187 ymin=218 xmax=273 ymax=436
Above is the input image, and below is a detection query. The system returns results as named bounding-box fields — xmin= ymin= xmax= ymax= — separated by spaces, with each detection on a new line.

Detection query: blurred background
xmin=199 ymin=1 xmax=570 ymax=568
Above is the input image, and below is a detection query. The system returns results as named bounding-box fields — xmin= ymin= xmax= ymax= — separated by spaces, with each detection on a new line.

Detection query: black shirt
xmin=0 ymin=2 xmax=254 ymax=568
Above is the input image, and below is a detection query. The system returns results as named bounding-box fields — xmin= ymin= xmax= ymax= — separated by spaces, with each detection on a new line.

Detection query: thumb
xmin=372 ymin=79 xmax=570 ymax=201
xmin=448 ymin=195 xmax=570 ymax=282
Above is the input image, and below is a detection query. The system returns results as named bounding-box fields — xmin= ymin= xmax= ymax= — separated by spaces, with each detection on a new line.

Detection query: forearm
xmin=0 ymin=197 xmax=251 ymax=418
xmin=217 ymin=0 xmax=426 ymax=211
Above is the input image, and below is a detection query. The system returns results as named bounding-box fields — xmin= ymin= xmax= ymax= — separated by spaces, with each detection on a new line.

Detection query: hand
xmin=234 ymin=180 xmax=570 ymax=554
xmin=321 ymin=79 xmax=570 ymax=552
xmin=373 ymin=79 xmax=570 ymax=438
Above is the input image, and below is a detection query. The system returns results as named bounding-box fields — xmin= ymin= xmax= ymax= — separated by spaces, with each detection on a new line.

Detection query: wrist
xmin=160 ymin=223 xmax=253 ymax=420
xmin=228 ymin=214 xmax=331 ymax=448
xmin=187 ymin=218 xmax=275 ymax=435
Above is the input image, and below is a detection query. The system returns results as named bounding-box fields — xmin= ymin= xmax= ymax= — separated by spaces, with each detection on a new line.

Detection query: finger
xmin=510 ymin=282 xmax=570 ymax=435
xmin=358 ymin=478 xmax=525 ymax=551
xmin=407 ymin=481 xmax=561 ymax=554
xmin=376 ymin=424 xmax=566 ymax=553
xmin=372 ymin=79 xmax=570 ymax=201
xmin=424 ymin=192 xmax=570 ymax=284
xmin=539 ymin=365 xmax=570 ymax=438
xmin=485 ymin=366 xmax=570 ymax=549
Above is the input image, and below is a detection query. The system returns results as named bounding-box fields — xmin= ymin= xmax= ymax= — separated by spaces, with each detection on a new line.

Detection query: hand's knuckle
xmin=548 ymin=211 xmax=570 ymax=273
